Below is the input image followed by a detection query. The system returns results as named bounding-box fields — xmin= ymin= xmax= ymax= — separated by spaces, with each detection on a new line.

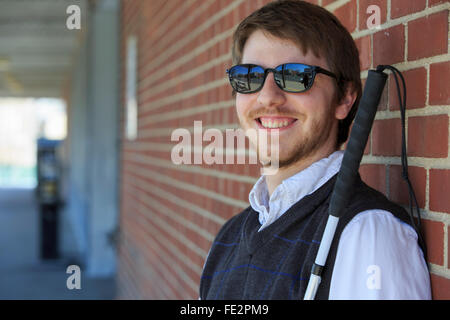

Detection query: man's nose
xmin=256 ymin=73 xmax=286 ymax=107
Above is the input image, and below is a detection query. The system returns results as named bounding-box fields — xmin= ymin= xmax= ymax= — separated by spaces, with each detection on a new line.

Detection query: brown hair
xmin=232 ymin=0 xmax=362 ymax=148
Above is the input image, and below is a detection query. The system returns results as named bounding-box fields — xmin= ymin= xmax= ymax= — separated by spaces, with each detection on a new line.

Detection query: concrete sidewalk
xmin=0 ymin=187 xmax=116 ymax=299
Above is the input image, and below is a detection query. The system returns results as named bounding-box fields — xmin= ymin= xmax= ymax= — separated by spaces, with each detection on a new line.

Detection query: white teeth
xmin=260 ymin=119 xmax=292 ymax=128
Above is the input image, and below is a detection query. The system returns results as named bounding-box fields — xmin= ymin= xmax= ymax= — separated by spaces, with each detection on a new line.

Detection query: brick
xmin=429 ymin=169 xmax=450 ymax=213
xmin=334 ymin=0 xmax=357 ymax=33
xmin=322 ymin=0 xmax=336 ymax=6
xmin=373 ymin=24 xmax=405 ymax=66
xmin=355 ymin=35 xmax=371 ymax=71
xmin=302 ymin=0 xmax=320 ymax=4
xmin=372 ymin=118 xmax=402 ymax=156
xmin=391 ymin=0 xmax=426 ymax=19
xmin=429 ymin=0 xmax=450 ymax=6
xmin=408 ymin=11 xmax=449 ymax=61
xmin=359 ymin=0 xmax=387 ymax=31
xmin=422 ymin=219 xmax=444 ymax=265
xmin=389 ymin=165 xmax=426 ymax=209
xmin=430 ymin=274 xmax=450 ymax=300
xmin=407 ymin=115 xmax=448 ymax=158
xmin=359 ymin=164 xmax=387 ymax=195
xmin=389 ymin=67 xmax=426 ymax=110
xmin=249 ymin=0 xmax=264 ymax=12
xmin=429 ymin=61 xmax=450 ymax=105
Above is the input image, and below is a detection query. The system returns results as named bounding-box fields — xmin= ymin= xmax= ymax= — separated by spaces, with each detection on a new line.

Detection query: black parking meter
xmin=36 ymin=138 xmax=62 ymax=259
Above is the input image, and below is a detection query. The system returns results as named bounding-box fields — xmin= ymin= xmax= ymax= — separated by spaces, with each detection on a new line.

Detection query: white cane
xmin=304 ymin=67 xmax=388 ymax=300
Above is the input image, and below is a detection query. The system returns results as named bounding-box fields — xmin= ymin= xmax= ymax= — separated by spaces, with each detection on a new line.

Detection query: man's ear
xmin=335 ymin=82 xmax=357 ymax=120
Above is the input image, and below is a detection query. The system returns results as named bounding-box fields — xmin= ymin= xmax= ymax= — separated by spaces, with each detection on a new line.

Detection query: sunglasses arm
xmin=315 ymin=67 xmax=338 ymax=80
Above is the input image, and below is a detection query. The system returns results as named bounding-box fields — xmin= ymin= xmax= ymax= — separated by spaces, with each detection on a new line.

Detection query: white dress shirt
xmin=248 ymin=150 xmax=431 ymax=299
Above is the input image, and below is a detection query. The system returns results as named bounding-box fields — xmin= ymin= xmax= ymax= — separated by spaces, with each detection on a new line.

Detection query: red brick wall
xmin=117 ymin=0 xmax=450 ymax=299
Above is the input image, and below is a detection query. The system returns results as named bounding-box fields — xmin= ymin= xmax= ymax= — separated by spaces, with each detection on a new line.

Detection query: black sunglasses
xmin=226 ymin=63 xmax=338 ymax=94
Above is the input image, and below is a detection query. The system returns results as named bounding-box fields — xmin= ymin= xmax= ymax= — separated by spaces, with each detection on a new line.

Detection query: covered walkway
xmin=0 ymin=188 xmax=115 ymax=299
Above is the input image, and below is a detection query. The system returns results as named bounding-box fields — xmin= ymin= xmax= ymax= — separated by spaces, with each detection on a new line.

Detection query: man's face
xmin=236 ymin=30 xmax=346 ymax=169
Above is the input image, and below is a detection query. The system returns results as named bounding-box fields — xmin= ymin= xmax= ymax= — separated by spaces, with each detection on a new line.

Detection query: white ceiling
xmin=0 ymin=0 xmax=87 ymax=98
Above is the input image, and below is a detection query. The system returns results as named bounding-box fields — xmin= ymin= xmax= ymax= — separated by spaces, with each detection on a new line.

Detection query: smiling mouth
xmin=256 ymin=117 xmax=297 ymax=129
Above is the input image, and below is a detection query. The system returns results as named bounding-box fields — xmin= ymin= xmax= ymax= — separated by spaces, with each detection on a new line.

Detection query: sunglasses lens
xmin=229 ymin=65 xmax=265 ymax=93
xmin=275 ymin=63 xmax=313 ymax=92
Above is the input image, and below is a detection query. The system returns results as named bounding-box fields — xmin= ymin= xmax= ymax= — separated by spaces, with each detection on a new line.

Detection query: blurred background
xmin=0 ymin=0 xmax=449 ymax=300
xmin=0 ymin=0 xmax=117 ymax=299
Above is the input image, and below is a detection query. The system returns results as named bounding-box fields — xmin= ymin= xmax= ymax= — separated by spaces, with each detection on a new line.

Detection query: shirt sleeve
xmin=329 ymin=209 xmax=431 ymax=300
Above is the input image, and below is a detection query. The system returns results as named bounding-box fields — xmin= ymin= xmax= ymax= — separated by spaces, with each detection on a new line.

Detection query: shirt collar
xmin=248 ymin=150 xmax=344 ymax=230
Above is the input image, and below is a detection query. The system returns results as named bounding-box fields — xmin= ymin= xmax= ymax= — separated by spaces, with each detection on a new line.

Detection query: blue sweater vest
xmin=199 ymin=173 xmax=420 ymax=300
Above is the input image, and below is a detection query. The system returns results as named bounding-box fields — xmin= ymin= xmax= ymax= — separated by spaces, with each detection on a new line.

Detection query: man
xmin=199 ymin=0 xmax=431 ymax=299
